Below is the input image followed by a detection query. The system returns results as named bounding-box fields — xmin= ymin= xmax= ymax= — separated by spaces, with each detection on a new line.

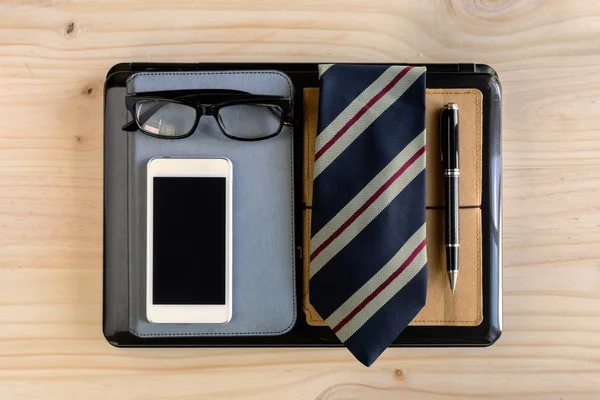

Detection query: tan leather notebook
xmin=302 ymin=87 xmax=483 ymax=327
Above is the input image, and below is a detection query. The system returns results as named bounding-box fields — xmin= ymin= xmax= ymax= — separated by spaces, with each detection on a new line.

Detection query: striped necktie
xmin=309 ymin=64 xmax=428 ymax=366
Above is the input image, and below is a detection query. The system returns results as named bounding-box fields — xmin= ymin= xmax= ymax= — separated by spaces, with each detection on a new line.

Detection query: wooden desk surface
xmin=1 ymin=1 xmax=600 ymax=398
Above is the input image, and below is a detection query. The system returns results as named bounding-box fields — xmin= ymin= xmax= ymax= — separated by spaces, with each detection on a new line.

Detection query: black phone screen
xmin=152 ymin=177 xmax=226 ymax=305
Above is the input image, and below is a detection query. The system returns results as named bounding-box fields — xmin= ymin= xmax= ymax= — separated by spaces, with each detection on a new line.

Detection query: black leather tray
xmin=103 ymin=62 xmax=502 ymax=347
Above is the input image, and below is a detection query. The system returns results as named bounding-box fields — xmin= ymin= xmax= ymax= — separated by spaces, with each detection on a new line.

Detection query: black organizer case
xmin=103 ymin=62 xmax=502 ymax=347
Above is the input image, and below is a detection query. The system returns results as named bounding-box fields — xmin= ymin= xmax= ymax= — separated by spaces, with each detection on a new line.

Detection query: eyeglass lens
xmin=218 ymin=104 xmax=283 ymax=139
xmin=135 ymin=101 xmax=197 ymax=137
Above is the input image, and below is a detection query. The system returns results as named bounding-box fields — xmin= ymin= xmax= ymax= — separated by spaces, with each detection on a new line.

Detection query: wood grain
xmin=2 ymin=0 xmax=600 ymax=398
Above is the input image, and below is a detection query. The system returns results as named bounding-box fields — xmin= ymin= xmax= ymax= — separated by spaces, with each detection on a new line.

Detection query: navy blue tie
xmin=309 ymin=64 xmax=428 ymax=366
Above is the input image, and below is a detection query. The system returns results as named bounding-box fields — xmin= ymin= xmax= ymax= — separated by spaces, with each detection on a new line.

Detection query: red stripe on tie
xmin=332 ymin=239 xmax=427 ymax=334
xmin=314 ymin=66 xmax=413 ymax=161
xmin=310 ymin=145 xmax=425 ymax=262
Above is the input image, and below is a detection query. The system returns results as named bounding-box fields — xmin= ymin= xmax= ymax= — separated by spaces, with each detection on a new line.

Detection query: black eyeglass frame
xmin=122 ymin=89 xmax=293 ymax=141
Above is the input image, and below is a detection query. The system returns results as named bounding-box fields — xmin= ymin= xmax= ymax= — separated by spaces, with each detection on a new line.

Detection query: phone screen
xmin=152 ymin=177 xmax=226 ymax=305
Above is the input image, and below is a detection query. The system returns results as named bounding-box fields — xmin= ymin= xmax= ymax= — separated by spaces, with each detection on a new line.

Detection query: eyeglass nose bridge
xmin=198 ymin=105 xmax=218 ymax=117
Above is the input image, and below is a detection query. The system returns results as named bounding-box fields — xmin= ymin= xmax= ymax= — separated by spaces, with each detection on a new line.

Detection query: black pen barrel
xmin=444 ymin=175 xmax=459 ymax=271
xmin=446 ymin=246 xmax=459 ymax=273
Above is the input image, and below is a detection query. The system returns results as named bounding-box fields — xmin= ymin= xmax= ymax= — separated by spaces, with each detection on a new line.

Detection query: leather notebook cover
xmin=302 ymin=88 xmax=483 ymax=327
xmin=121 ymin=71 xmax=296 ymax=337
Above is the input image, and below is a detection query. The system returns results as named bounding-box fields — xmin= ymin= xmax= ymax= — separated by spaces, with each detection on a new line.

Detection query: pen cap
xmin=440 ymin=103 xmax=459 ymax=170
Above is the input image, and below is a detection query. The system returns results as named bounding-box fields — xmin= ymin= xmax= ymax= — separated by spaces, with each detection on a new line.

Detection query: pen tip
xmin=449 ymin=270 xmax=458 ymax=293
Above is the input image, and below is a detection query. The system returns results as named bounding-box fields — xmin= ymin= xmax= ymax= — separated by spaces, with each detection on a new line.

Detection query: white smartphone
xmin=146 ymin=157 xmax=232 ymax=324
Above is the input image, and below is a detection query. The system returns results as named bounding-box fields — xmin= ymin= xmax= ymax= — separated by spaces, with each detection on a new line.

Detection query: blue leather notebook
xmin=105 ymin=70 xmax=296 ymax=337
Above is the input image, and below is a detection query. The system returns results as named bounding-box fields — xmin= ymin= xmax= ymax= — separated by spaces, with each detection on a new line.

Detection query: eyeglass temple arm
xmin=264 ymin=105 xmax=293 ymax=126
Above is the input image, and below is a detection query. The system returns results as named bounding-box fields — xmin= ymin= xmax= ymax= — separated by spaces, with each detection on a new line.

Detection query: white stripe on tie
xmin=325 ymin=224 xmax=426 ymax=329
xmin=319 ymin=64 xmax=334 ymax=77
xmin=309 ymin=131 xmax=426 ymax=278
xmin=333 ymin=241 xmax=427 ymax=343
xmin=314 ymin=66 xmax=425 ymax=179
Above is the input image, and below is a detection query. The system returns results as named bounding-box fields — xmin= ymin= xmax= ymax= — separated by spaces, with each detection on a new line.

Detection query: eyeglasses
xmin=122 ymin=89 xmax=293 ymax=141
